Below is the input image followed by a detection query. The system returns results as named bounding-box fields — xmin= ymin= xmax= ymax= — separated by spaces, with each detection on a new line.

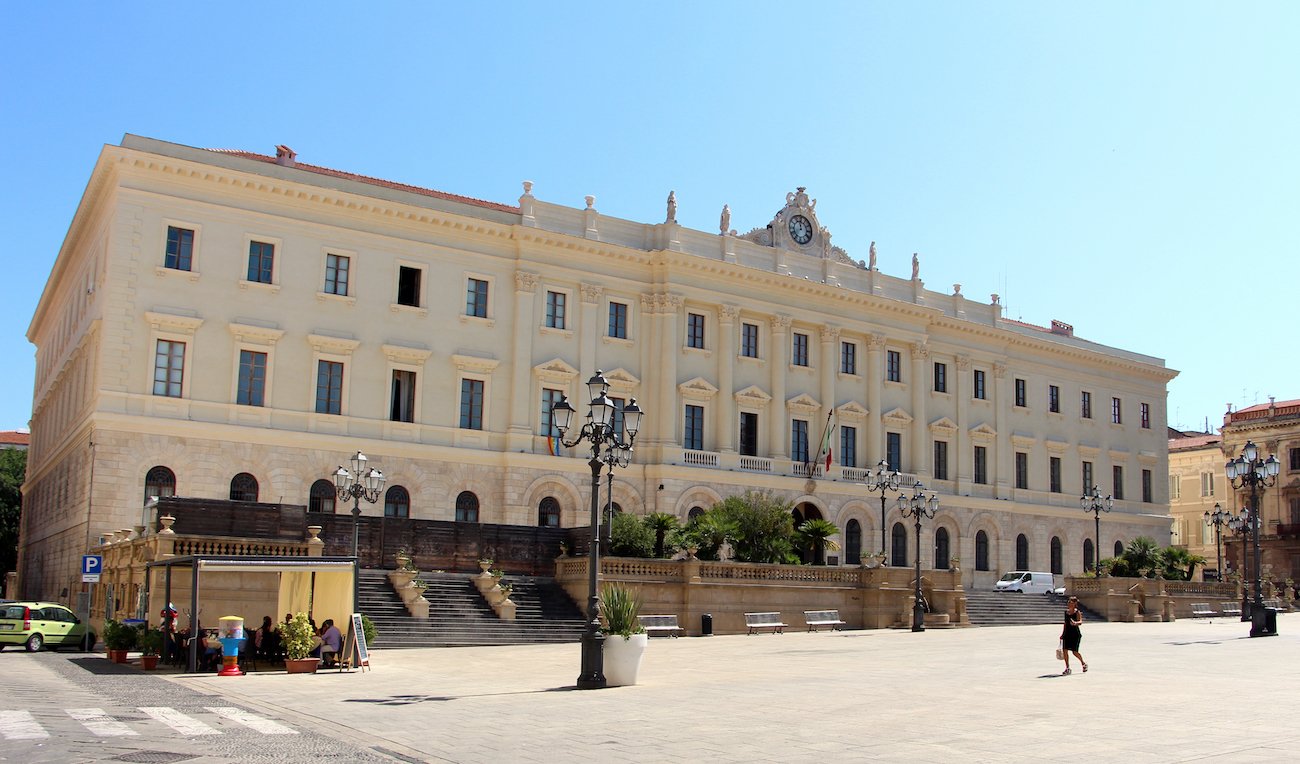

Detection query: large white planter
xmin=603 ymin=632 xmax=648 ymax=687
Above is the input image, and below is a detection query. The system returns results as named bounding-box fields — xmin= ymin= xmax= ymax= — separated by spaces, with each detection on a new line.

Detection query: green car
xmin=0 ymin=602 xmax=97 ymax=652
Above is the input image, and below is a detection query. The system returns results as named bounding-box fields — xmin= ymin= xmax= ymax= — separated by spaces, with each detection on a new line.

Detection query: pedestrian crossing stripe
xmin=0 ymin=707 xmax=296 ymax=739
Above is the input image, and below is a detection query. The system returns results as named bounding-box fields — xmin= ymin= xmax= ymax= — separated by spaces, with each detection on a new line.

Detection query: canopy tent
xmin=145 ymin=555 xmax=357 ymax=673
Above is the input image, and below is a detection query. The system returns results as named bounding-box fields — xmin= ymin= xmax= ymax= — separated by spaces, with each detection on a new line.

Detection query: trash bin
xmin=701 ymin=613 xmax=713 ymax=637
xmin=1265 ymin=607 xmax=1279 ymax=635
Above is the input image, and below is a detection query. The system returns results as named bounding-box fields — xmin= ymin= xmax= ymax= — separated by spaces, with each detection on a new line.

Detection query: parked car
xmin=994 ymin=571 xmax=1056 ymax=594
xmin=0 ymin=602 xmax=97 ymax=652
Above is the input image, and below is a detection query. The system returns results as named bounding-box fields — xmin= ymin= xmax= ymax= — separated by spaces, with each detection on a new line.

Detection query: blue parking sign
xmin=82 ymin=555 xmax=102 ymax=582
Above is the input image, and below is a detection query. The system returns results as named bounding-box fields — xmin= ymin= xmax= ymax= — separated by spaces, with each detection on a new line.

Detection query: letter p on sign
xmin=82 ymin=555 xmax=102 ymax=583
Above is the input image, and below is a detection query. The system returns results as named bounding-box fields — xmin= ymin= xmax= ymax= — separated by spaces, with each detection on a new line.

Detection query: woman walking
xmin=1060 ymin=595 xmax=1088 ymax=675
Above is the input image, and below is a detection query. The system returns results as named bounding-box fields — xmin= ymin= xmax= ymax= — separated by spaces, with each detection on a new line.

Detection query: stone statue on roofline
xmin=868 ymin=241 xmax=877 ymax=270
xmin=912 ymin=253 xmax=920 ymax=280
xmin=720 ymin=204 xmax=730 ymax=235
xmin=666 ymin=191 xmax=677 ymax=223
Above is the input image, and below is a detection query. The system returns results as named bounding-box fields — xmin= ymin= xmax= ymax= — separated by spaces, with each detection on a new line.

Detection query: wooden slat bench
xmin=638 ymin=615 xmax=684 ymax=637
xmin=1220 ymin=602 xmax=1242 ymax=617
xmin=803 ymin=609 xmax=846 ymax=632
xmin=744 ymin=612 xmax=787 ymax=635
xmin=1190 ymin=603 xmax=1214 ymax=620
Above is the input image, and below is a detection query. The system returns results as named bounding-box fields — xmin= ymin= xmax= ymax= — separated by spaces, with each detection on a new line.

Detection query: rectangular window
xmin=1142 ymin=469 xmax=1153 ymax=503
xmin=1015 ymin=452 xmax=1029 ymax=489
xmin=687 ymin=313 xmax=705 ymax=349
xmin=792 ymin=332 xmax=809 ymax=366
xmin=608 ymin=302 xmax=628 ymax=339
xmin=324 ymin=253 xmax=350 ymax=296
xmin=1014 ymin=378 xmax=1027 ymax=407
xmin=153 ymin=340 xmax=185 ymax=398
xmin=934 ymin=362 xmax=947 ymax=393
xmin=841 ymin=342 xmax=857 ymax=375
xmin=840 ymin=425 xmax=857 ymax=468
xmin=973 ymin=369 xmax=986 ymax=400
xmin=466 ymin=277 xmax=489 ymax=318
xmin=236 ymin=350 xmax=267 ymax=407
xmin=1048 ymin=385 xmax=1060 ymax=413
xmin=1050 ymin=456 xmax=1062 ymax=493
xmin=886 ymin=432 xmax=902 ymax=472
xmin=1169 ymin=474 xmax=1181 ymax=500
xmin=609 ymin=397 xmax=625 ymax=439
xmin=315 ymin=360 xmax=343 ymax=415
xmin=1081 ymin=391 xmax=1092 ymax=419
xmin=1111 ymin=397 xmax=1122 ymax=424
xmin=1140 ymin=402 xmax=1150 ymax=429
xmin=459 ymin=378 xmax=484 ymax=430
xmin=1292 ymin=448 xmax=1300 ymax=471
xmin=739 ymin=412 xmax=759 ymax=456
xmin=398 ymin=266 xmax=422 ymax=307
xmin=391 ymin=370 xmax=417 ymax=423
xmin=684 ymin=405 xmax=704 ymax=451
xmin=886 ymin=350 xmax=902 ymax=382
xmin=541 ymin=388 xmax=565 ymax=437
xmin=247 ymin=241 xmax=275 ymax=284
xmin=545 ymin=290 xmax=566 ymax=329
xmin=741 ymin=323 xmax=759 ymax=358
xmin=1201 ymin=472 xmax=1215 ymax=497
xmin=792 ymin=419 xmax=810 ymax=463
xmin=1113 ymin=465 xmax=1125 ymax=500
xmin=934 ymin=440 xmax=949 ymax=481
xmin=974 ymin=446 xmax=988 ymax=484
xmin=165 ymin=226 xmax=194 ymax=271
xmin=1082 ymin=461 xmax=1094 ymax=491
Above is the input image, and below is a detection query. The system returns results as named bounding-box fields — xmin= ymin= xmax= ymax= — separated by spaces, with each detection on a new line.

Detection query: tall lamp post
xmin=864 ymin=459 xmax=902 ymax=559
xmin=1227 ymin=508 xmax=1253 ymax=621
xmin=550 ymin=371 xmax=643 ymax=690
xmin=332 ymin=451 xmax=386 ymax=559
xmin=1080 ymin=486 xmax=1112 ymax=577
xmin=1204 ymin=503 xmax=1231 ymax=581
xmin=896 ymin=480 xmax=939 ymax=632
xmin=1226 ymin=440 xmax=1280 ymax=637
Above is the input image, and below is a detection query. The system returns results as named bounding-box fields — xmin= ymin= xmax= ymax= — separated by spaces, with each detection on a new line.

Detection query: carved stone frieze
xmin=515 ymin=271 xmax=539 ymax=293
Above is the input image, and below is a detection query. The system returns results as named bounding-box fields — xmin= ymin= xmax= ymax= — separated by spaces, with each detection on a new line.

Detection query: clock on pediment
xmin=737 ymin=187 xmax=856 ymax=265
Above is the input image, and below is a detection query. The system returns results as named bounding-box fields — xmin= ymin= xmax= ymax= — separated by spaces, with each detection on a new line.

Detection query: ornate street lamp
xmin=896 ymin=480 xmax=939 ymax=632
xmin=550 ymin=370 xmax=643 ymax=689
xmin=1080 ymin=486 xmax=1113 ymax=577
xmin=1226 ymin=440 xmax=1280 ymax=637
xmin=333 ymin=451 xmax=386 ymax=559
xmin=864 ymin=459 xmax=903 ymax=560
xmin=1204 ymin=502 xmax=1231 ymax=582
xmin=1227 ymin=507 xmax=1253 ymax=621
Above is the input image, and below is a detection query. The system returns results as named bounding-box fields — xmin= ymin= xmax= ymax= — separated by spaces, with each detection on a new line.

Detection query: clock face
xmin=789 ymin=214 xmax=813 ymax=245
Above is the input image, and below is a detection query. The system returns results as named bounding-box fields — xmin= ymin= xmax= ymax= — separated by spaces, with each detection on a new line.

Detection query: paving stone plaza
xmin=166 ymin=614 xmax=1299 ymax=763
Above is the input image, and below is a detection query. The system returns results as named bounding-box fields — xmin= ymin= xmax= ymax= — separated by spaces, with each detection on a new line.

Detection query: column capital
xmin=821 ymin=325 xmax=841 ymax=343
xmin=771 ymin=314 xmax=793 ymax=333
xmin=515 ymin=270 xmax=539 ymax=293
xmin=912 ymin=341 xmax=929 ymax=360
xmin=580 ymin=283 xmax=603 ymax=304
xmin=719 ymin=304 xmax=740 ymax=323
xmin=866 ymin=333 xmax=887 ymax=351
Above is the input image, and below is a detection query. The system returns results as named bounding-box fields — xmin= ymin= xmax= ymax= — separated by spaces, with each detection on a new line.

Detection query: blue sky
xmin=2 ymin=2 xmax=1296 ymax=433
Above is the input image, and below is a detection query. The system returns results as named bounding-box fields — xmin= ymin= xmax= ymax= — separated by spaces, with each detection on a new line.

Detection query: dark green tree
xmin=643 ymin=512 xmax=680 ymax=558
xmin=0 ymin=447 xmax=25 ymax=576
xmin=711 ymin=490 xmax=796 ymax=564
xmin=795 ymin=518 xmax=842 ymax=566
xmin=608 ymin=511 xmax=654 ymax=558
xmin=678 ymin=511 xmax=736 ymax=561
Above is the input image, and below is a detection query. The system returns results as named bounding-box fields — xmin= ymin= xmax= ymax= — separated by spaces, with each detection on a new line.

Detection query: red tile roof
xmin=1228 ymin=398 xmax=1300 ymax=423
xmin=1169 ymin=432 xmax=1219 ymax=451
xmin=204 ymin=148 xmax=520 ymax=215
xmin=0 ymin=430 xmax=30 ymax=446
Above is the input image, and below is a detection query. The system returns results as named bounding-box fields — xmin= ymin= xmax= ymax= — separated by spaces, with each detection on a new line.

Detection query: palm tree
xmin=1158 ymin=546 xmax=1207 ymax=581
xmin=796 ymin=519 xmax=842 ymax=566
xmin=681 ymin=511 xmax=736 ymax=561
xmin=643 ymin=512 xmax=680 ymax=558
xmin=1124 ymin=537 xmax=1162 ymax=577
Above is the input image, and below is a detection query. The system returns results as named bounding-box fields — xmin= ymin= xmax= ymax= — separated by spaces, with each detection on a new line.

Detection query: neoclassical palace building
xmin=20 ymin=135 xmax=1177 ymax=600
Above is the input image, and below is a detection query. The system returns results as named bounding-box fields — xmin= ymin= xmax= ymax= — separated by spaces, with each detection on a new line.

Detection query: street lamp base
xmin=1248 ymin=606 xmax=1278 ymax=638
xmin=911 ymin=624 xmax=926 ymax=633
xmin=576 ymin=631 xmax=607 ymax=690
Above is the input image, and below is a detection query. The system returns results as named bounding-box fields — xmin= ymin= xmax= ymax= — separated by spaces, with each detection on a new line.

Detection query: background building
xmin=1167 ymin=428 xmax=1225 ymax=577
xmin=20 ymin=135 xmax=1177 ymax=601
xmin=1221 ymin=398 xmax=1300 ymax=581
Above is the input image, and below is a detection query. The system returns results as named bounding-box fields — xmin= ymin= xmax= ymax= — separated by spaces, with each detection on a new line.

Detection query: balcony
xmin=675 ymin=449 xmax=916 ymax=486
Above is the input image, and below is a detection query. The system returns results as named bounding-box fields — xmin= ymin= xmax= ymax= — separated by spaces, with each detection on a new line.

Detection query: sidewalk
xmin=168 ymin=614 xmax=1300 ymax=763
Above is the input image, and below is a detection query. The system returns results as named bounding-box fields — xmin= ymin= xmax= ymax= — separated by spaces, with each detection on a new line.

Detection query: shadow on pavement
xmin=344 ymin=687 xmax=577 ymax=705
xmin=68 ymin=656 xmax=143 ymax=675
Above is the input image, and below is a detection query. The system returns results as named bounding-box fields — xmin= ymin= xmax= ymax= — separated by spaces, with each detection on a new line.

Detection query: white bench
xmin=638 ymin=614 xmax=684 ymax=637
xmin=744 ymin=612 xmax=788 ymax=635
xmin=803 ymin=609 xmax=846 ymax=632
xmin=1190 ymin=603 xmax=1214 ymax=620
xmin=1220 ymin=602 xmax=1242 ymax=617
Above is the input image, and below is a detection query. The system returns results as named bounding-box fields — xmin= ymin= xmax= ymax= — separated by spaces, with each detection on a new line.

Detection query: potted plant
xmin=138 ymin=626 xmax=164 ymax=670
xmin=281 ymin=612 xmax=319 ymax=674
xmin=102 ymin=619 xmax=136 ymax=663
xmin=600 ymin=584 xmax=647 ymax=686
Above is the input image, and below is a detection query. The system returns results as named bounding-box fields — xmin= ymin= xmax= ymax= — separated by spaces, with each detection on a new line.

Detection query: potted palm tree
xmin=281 ymin=612 xmax=319 ymax=674
xmin=138 ymin=626 xmax=163 ymax=670
xmin=601 ymin=584 xmax=647 ymax=686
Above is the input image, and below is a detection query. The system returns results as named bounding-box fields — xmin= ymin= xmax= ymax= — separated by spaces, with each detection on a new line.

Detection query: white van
xmin=994 ymin=571 xmax=1055 ymax=594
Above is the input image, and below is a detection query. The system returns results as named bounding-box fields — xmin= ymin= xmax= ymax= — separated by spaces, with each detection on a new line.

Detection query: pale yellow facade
xmin=1167 ymin=431 xmax=1227 ymax=576
xmin=1220 ymin=399 xmax=1300 ymax=580
xmin=20 ymin=135 xmax=1178 ymax=601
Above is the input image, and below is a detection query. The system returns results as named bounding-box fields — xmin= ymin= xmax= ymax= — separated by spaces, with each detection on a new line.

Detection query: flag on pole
xmin=813 ymin=411 xmax=835 ymax=475
xmin=547 ymin=436 xmax=563 ymax=456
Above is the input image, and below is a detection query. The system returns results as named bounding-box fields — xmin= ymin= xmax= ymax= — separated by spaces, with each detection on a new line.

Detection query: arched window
xmin=846 ymin=519 xmax=862 ymax=566
xmin=975 ymin=530 xmax=990 ymax=571
xmin=229 ymin=473 xmax=258 ymax=502
xmin=688 ymin=506 xmax=705 ymax=521
xmin=1050 ymin=536 xmax=1063 ymax=575
xmin=308 ymin=479 xmax=336 ymax=513
xmin=891 ymin=522 xmax=908 ymax=567
xmin=144 ymin=466 xmax=176 ymax=506
xmin=1083 ymin=539 xmax=1095 ymax=572
xmin=1015 ymin=534 xmax=1029 ymax=570
xmin=1114 ymin=540 xmax=1124 ymax=558
xmin=791 ymin=507 xmax=805 ymax=526
xmin=934 ymin=527 xmax=950 ymax=570
xmin=538 ymin=497 xmax=561 ymax=527
xmin=384 ymin=486 xmax=410 ymax=518
xmin=455 ymin=491 xmax=479 ymax=523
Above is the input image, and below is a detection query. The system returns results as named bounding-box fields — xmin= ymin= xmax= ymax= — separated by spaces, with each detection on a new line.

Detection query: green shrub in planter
xmin=281 ymin=612 xmax=316 ymax=661
xmin=137 ymin=625 xmax=164 ymax=656
xmin=103 ymin=619 xmax=137 ymax=651
xmin=361 ymin=614 xmax=377 ymax=646
xmin=601 ymin=584 xmax=645 ymax=640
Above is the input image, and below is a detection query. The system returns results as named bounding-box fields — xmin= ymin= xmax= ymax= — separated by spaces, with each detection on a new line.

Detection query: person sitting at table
xmin=313 ymin=619 xmax=343 ymax=666
xmin=254 ymin=615 xmax=280 ymax=661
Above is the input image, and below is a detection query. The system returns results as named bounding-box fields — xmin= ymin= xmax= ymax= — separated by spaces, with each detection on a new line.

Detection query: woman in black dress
xmin=1061 ymin=595 xmax=1088 ymax=675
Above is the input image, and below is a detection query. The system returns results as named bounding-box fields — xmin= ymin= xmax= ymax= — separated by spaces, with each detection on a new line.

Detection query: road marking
xmin=67 ymin=708 xmax=138 ymax=737
xmin=206 ymin=706 xmax=298 ymax=735
xmin=140 ymin=706 xmax=220 ymax=736
xmin=0 ymin=710 xmax=49 ymax=740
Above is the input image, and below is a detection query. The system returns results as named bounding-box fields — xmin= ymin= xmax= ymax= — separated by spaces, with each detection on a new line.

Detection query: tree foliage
xmin=1098 ymin=536 xmax=1206 ymax=580
xmin=643 ymin=512 xmax=680 ymax=559
xmin=795 ymin=518 xmax=841 ymax=566
xmin=0 ymin=448 xmax=25 ymax=575
xmin=710 ymin=490 xmax=797 ymax=564
xmin=608 ymin=511 xmax=654 ymax=558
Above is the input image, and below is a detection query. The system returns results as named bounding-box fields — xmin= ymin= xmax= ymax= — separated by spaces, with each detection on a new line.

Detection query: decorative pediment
xmin=146 ymin=309 xmax=204 ymax=335
xmin=928 ymin=416 xmax=958 ymax=435
xmin=882 ymin=408 xmax=913 ymax=428
xmin=1108 ymin=449 xmax=1129 ymax=462
xmin=451 ymin=353 xmax=500 ymax=374
xmin=1078 ymin=444 xmax=1101 ymax=459
xmin=1045 ymin=439 xmax=1070 ymax=454
xmin=1011 ymin=433 xmax=1037 ymax=449
xmin=384 ymin=343 xmax=433 ymax=364
xmin=969 ymin=423 xmax=997 ymax=442
xmin=837 ymin=401 xmax=870 ymax=422
xmin=786 ymin=393 xmax=821 ymax=415
xmin=307 ymin=332 xmax=360 ymax=355
xmin=228 ymin=321 xmax=283 ymax=346
xmin=1137 ymin=450 xmax=1159 ymax=465
xmin=734 ymin=385 xmax=772 ymax=406
xmin=679 ymin=377 xmax=719 ymax=401
xmin=533 ymin=358 xmax=578 ymax=383
xmin=604 ymin=367 xmax=641 ymax=392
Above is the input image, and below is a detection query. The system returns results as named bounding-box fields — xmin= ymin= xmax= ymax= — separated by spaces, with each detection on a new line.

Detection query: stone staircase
xmin=357 ymin=570 xmax=586 ymax=648
xmin=964 ymin=589 xmax=1105 ymax=627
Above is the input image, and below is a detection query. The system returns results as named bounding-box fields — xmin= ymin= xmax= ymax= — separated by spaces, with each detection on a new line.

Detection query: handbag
xmin=1055 ymin=640 xmax=1064 ymax=661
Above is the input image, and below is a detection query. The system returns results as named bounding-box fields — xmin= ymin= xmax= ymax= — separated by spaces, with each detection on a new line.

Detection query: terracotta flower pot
xmin=285 ymin=657 xmax=319 ymax=674
xmin=107 ymin=649 xmax=129 ymax=663
xmin=141 ymin=654 xmax=160 ymax=670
